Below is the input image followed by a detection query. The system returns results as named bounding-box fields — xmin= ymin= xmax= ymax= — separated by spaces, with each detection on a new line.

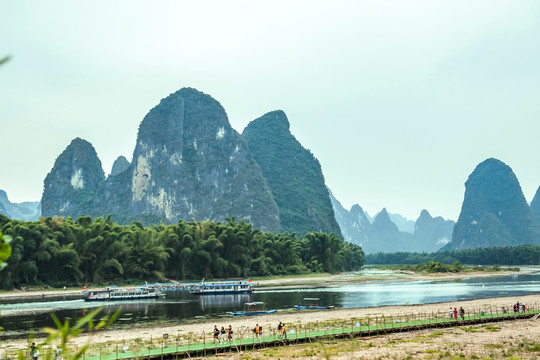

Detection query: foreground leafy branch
xmin=17 ymin=307 xmax=121 ymax=360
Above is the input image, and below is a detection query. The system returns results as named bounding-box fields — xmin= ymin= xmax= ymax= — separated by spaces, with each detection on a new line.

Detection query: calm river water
xmin=1 ymin=269 xmax=539 ymax=339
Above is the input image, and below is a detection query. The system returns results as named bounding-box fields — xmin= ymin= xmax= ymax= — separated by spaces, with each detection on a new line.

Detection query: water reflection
xmin=198 ymin=293 xmax=253 ymax=312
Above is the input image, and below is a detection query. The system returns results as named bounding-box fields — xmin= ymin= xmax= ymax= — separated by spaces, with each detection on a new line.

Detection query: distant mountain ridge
xmin=388 ymin=213 xmax=415 ymax=234
xmin=329 ymin=191 xmax=454 ymax=253
xmin=329 ymin=189 xmax=369 ymax=245
xmin=367 ymin=208 xmax=409 ymax=253
xmin=0 ymin=190 xmax=40 ymax=221
xmin=412 ymin=209 xmax=453 ymax=252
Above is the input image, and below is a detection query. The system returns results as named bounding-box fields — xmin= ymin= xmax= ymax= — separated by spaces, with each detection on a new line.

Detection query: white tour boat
xmin=190 ymin=280 xmax=253 ymax=295
xmin=83 ymin=286 xmax=165 ymax=301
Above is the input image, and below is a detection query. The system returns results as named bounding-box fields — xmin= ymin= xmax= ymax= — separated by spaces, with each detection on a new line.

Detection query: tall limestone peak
xmin=531 ymin=186 xmax=540 ymax=219
xmin=126 ymin=88 xmax=280 ymax=230
xmin=135 ymin=87 xmax=229 ymax=150
xmin=110 ymin=156 xmax=131 ymax=176
xmin=41 ymin=138 xmax=105 ymax=218
xmin=242 ymin=111 xmax=342 ymax=237
xmin=450 ymin=158 xmax=540 ymax=249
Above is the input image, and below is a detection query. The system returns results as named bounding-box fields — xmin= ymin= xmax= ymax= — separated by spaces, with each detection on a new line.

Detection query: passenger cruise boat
xmin=190 ymin=280 xmax=253 ymax=295
xmin=83 ymin=286 xmax=165 ymax=301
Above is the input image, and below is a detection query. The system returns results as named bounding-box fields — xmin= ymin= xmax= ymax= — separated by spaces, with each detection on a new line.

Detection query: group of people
xmin=212 ymin=325 xmax=234 ymax=344
xmin=277 ymin=322 xmax=288 ymax=339
xmin=254 ymin=322 xmax=288 ymax=340
xmin=213 ymin=322 xmax=289 ymax=344
xmin=513 ymin=301 xmax=526 ymax=313
xmin=449 ymin=307 xmax=465 ymax=320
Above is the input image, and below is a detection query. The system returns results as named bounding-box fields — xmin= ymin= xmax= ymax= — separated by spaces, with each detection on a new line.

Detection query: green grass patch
xmin=427 ymin=331 xmax=444 ymax=338
xmin=460 ymin=326 xmax=484 ymax=333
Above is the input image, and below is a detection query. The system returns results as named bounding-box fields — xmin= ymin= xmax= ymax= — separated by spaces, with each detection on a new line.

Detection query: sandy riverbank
xmin=252 ymin=269 xmax=526 ymax=290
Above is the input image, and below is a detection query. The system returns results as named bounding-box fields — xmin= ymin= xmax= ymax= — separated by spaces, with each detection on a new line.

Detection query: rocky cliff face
xmin=450 ymin=158 xmax=540 ymax=249
xmin=41 ymin=138 xmax=105 ymax=218
xmin=125 ymin=88 xmax=280 ymax=230
xmin=531 ymin=186 xmax=540 ymax=219
xmin=242 ymin=110 xmax=342 ymax=237
xmin=412 ymin=209 xmax=454 ymax=253
xmin=0 ymin=190 xmax=40 ymax=221
xmin=42 ymin=88 xmax=281 ymax=231
xmin=329 ymin=189 xmax=369 ymax=245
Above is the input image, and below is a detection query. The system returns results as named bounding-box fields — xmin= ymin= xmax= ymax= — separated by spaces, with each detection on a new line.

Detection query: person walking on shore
xmin=31 ymin=343 xmax=39 ymax=360
xmin=227 ymin=325 xmax=233 ymax=341
xmin=220 ymin=326 xmax=226 ymax=343
xmin=213 ymin=325 xmax=219 ymax=344
xmin=453 ymin=307 xmax=458 ymax=320
xmin=459 ymin=307 xmax=465 ymax=320
xmin=282 ymin=323 xmax=288 ymax=340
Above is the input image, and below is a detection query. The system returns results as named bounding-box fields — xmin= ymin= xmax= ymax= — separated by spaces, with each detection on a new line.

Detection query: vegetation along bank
xmin=0 ymin=214 xmax=364 ymax=290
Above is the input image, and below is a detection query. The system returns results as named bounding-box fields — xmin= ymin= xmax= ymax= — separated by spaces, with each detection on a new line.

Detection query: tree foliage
xmin=365 ymin=244 xmax=540 ymax=266
xmin=0 ymin=229 xmax=11 ymax=271
xmin=0 ymin=215 xmax=365 ymax=290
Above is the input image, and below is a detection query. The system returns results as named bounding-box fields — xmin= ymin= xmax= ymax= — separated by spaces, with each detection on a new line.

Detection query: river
xmin=1 ymin=269 xmax=539 ymax=339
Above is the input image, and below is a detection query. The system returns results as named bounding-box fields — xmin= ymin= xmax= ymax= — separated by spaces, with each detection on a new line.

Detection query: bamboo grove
xmin=0 ymin=214 xmax=364 ymax=290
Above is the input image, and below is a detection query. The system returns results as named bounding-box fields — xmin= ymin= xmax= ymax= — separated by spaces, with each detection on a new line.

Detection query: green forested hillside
xmin=0 ymin=214 xmax=364 ymax=290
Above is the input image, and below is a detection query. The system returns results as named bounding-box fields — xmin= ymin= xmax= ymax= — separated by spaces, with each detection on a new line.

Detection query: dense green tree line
xmin=0 ymin=214 xmax=364 ymax=290
xmin=373 ymin=261 xmax=518 ymax=273
xmin=365 ymin=244 xmax=540 ymax=266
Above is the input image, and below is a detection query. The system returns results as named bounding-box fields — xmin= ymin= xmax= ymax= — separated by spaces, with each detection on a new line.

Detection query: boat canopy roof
xmin=199 ymin=283 xmax=251 ymax=288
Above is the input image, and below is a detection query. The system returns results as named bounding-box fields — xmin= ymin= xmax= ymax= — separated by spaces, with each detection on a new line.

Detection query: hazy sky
xmin=1 ymin=1 xmax=539 ymax=221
